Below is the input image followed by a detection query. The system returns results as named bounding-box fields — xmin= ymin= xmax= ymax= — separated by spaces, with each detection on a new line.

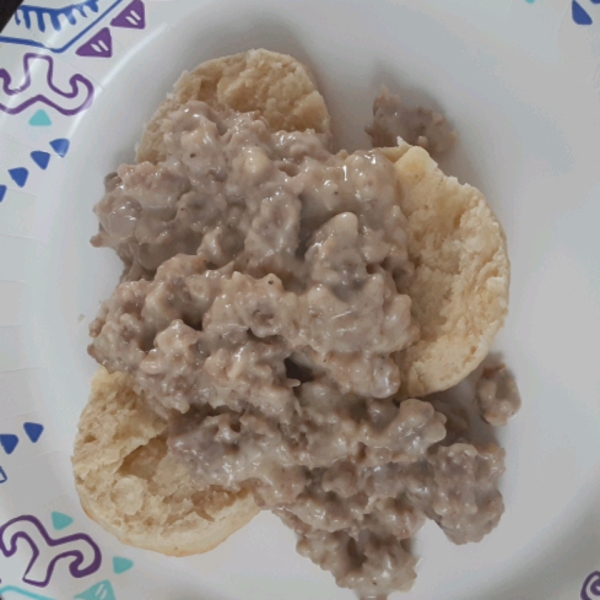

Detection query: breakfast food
xmin=73 ymin=368 xmax=258 ymax=556
xmin=73 ymin=49 xmax=517 ymax=598
xmin=475 ymin=357 xmax=521 ymax=427
xmin=367 ymin=86 xmax=456 ymax=157
xmin=136 ymin=49 xmax=332 ymax=165
xmin=390 ymin=145 xmax=509 ymax=398
xmin=75 ymin=49 xmax=328 ymax=555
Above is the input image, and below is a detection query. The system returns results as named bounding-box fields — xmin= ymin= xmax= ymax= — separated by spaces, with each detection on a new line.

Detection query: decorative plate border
xmin=0 ymin=0 xmax=598 ymax=597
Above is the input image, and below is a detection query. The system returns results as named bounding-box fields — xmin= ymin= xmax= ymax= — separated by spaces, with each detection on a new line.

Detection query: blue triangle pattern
xmin=23 ymin=422 xmax=44 ymax=443
xmin=0 ymin=466 xmax=6 ymax=483
xmin=0 ymin=185 xmax=6 ymax=202
xmin=113 ymin=556 xmax=134 ymax=574
xmin=29 ymin=109 xmax=52 ymax=127
xmin=50 ymin=139 xmax=70 ymax=157
xmin=572 ymin=0 xmax=593 ymax=24
xmin=74 ymin=580 xmax=116 ymax=600
xmin=0 ymin=434 xmax=19 ymax=455
xmin=51 ymin=511 xmax=74 ymax=531
xmin=8 ymin=167 xmax=28 ymax=188
xmin=30 ymin=151 xmax=51 ymax=170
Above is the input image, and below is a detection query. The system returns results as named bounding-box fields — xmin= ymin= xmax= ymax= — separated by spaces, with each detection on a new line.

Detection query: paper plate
xmin=0 ymin=0 xmax=599 ymax=598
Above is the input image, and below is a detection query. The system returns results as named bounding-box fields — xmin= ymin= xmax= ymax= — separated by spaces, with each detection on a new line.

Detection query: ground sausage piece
xmin=90 ymin=253 xmax=417 ymax=413
xmin=476 ymin=363 xmax=521 ymax=426
xmin=405 ymin=442 xmax=506 ymax=545
xmin=91 ymin=101 xmax=418 ymax=399
xmin=90 ymin=101 xmax=510 ymax=599
xmin=366 ymin=87 xmax=456 ymax=157
xmin=93 ymin=101 xmax=414 ymax=288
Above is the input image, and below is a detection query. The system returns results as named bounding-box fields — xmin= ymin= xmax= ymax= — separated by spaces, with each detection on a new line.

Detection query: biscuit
xmin=137 ymin=49 xmax=332 ymax=164
xmin=72 ymin=368 xmax=259 ymax=556
xmin=75 ymin=53 xmax=509 ymax=558
xmin=75 ymin=49 xmax=332 ymax=556
xmin=393 ymin=147 xmax=510 ymax=398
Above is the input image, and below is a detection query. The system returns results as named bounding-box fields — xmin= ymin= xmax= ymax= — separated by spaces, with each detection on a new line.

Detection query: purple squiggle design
xmin=0 ymin=53 xmax=94 ymax=116
xmin=0 ymin=515 xmax=102 ymax=588
xmin=582 ymin=571 xmax=600 ymax=600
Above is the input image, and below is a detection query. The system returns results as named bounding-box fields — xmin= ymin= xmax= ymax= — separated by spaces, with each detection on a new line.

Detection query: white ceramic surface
xmin=0 ymin=0 xmax=599 ymax=598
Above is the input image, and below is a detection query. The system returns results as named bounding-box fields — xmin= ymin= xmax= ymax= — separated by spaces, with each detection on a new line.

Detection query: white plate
xmin=1 ymin=0 xmax=600 ymax=598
